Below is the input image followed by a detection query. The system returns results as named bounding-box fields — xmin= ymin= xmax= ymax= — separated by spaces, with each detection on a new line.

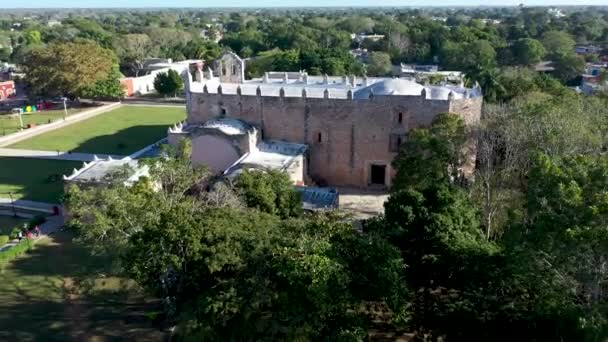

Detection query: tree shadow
xmin=67 ymin=125 xmax=172 ymax=156
xmin=0 ymin=232 xmax=168 ymax=341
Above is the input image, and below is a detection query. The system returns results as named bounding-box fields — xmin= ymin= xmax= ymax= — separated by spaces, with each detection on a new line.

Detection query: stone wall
xmin=187 ymin=92 xmax=481 ymax=188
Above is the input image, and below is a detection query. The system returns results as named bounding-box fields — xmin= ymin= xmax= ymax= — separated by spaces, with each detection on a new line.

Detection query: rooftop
xmin=191 ymin=76 xmax=480 ymax=101
xmin=297 ymin=186 xmax=339 ymax=211
xmin=224 ymin=140 xmax=307 ymax=178
xmin=202 ymin=118 xmax=253 ymax=136
xmin=63 ymin=157 xmax=149 ymax=185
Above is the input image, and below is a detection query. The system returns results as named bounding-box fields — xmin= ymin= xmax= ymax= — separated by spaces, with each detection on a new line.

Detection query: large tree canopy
xmin=23 ymin=41 xmax=115 ymax=98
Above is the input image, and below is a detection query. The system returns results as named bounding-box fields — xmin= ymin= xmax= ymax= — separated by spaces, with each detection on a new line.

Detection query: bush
xmin=0 ymin=235 xmax=9 ymax=245
xmin=10 ymin=226 xmax=23 ymax=239
xmin=0 ymin=238 xmax=33 ymax=268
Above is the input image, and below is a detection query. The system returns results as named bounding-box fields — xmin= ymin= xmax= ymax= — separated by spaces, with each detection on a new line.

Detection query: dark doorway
xmin=370 ymin=164 xmax=386 ymax=185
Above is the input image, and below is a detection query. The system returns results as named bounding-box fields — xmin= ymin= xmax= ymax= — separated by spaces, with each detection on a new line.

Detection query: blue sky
xmin=3 ymin=0 xmax=607 ymax=8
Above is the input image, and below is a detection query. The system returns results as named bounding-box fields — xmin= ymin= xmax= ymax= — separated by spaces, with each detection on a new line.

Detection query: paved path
xmin=0 ymin=214 xmax=64 ymax=252
xmin=0 ymin=198 xmax=58 ymax=213
xmin=0 ymin=148 xmax=125 ymax=161
xmin=0 ymin=102 xmax=122 ymax=147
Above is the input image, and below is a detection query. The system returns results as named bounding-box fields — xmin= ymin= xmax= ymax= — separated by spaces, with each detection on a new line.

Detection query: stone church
xmin=168 ymin=52 xmax=483 ymax=189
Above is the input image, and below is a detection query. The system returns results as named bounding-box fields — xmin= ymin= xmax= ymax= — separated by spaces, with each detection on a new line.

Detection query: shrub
xmin=10 ymin=226 xmax=23 ymax=239
xmin=0 ymin=235 xmax=9 ymax=246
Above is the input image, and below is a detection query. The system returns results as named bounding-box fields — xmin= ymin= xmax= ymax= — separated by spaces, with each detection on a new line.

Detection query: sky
xmin=2 ymin=0 xmax=607 ymax=9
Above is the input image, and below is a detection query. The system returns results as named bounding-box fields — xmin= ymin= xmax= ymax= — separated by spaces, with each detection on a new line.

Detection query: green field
xmin=9 ymin=105 xmax=186 ymax=155
xmin=0 ymin=232 xmax=165 ymax=341
xmin=0 ymin=157 xmax=81 ymax=203
xmin=0 ymin=109 xmax=83 ymax=136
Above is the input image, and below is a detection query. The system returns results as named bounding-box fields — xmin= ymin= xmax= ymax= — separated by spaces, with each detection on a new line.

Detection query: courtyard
xmin=8 ymin=105 xmax=186 ymax=155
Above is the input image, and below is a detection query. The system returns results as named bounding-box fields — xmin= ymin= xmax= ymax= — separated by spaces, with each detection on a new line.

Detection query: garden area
xmin=0 ymin=157 xmax=81 ymax=203
xmin=0 ymin=109 xmax=84 ymax=136
xmin=0 ymin=231 xmax=166 ymax=341
xmin=8 ymin=105 xmax=186 ymax=155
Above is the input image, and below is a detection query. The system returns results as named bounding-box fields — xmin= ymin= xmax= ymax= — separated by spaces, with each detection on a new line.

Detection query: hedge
xmin=0 ymin=235 xmax=8 ymax=246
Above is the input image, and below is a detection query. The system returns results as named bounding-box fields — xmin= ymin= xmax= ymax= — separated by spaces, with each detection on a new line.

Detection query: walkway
xmin=0 ymin=198 xmax=58 ymax=213
xmin=0 ymin=214 xmax=64 ymax=252
xmin=0 ymin=148 xmax=125 ymax=162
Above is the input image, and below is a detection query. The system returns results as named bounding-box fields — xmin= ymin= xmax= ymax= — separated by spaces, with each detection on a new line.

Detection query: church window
xmin=398 ymin=112 xmax=403 ymax=124
xmin=317 ymin=132 xmax=323 ymax=143
xmin=232 ymin=64 xmax=237 ymax=75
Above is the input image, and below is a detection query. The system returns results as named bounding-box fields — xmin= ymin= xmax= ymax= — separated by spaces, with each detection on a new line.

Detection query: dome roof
xmin=202 ymin=118 xmax=253 ymax=135
xmin=354 ymin=79 xmax=425 ymax=99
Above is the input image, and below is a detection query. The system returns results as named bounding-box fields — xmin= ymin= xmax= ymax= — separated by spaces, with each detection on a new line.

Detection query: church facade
xmin=169 ymin=52 xmax=483 ymax=189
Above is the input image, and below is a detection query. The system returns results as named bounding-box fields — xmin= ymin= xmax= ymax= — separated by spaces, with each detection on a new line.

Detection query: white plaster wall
xmin=191 ymin=135 xmax=241 ymax=173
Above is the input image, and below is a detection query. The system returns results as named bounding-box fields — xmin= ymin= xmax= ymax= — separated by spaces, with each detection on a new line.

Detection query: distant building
xmin=47 ymin=20 xmax=62 ymax=27
xmin=351 ymin=33 xmax=385 ymax=43
xmin=394 ymin=64 xmax=464 ymax=85
xmin=120 ymin=59 xmax=202 ymax=96
xmin=575 ymin=45 xmax=603 ymax=55
xmin=548 ymin=8 xmax=567 ymax=18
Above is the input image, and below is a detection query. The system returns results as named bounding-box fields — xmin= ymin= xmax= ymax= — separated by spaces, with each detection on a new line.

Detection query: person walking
xmin=34 ymin=226 xmax=41 ymax=237
xmin=17 ymin=231 xmax=23 ymax=241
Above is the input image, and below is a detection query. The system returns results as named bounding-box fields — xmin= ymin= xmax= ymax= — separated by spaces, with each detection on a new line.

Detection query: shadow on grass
xmin=0 ymin=157 xmax=81 ymax=203
xmin=0 ymin=232 xmax=168 ymax=341
xmin=68 ymin=125 xmax=171 ymax=156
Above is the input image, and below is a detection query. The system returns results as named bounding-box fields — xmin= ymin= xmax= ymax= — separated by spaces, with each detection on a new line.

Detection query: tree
xmin=552 ymin=53 xmax=586 ymax=83
xmin=366 ymin=51 xmax=392 ymax=76
xmin=67 ymin=149 xmax=404 ymax=341
xmin=541 ymin=30 xmax=576 ymax=59
xmin=114 ymin=33 xmax=156 ymax=77
xmin=22 ymin=41 xmax=115 ymax=98
xmin=24 ymin=30 xmax=42 ymax=45
xmin=153 ymin=69 xmax=184 ymax=97
xmin=80 ymin=65 xmax=125 ymax=99
xmin=0 ymin=47 xmax=10 ymax=62
xmin=392 ymin=113 xmax=468 ymax=191
xmin=233 ymin=169 xmax=302 ymax=219
xmin=512 ymin=38 xmax=546 ymax=66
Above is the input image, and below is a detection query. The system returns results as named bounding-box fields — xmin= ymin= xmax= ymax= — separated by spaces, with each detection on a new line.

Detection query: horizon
xmin=2 ymin=1 xmax=608 ymax=10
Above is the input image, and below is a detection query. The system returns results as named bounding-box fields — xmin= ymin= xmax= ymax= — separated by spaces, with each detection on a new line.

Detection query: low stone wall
xmin=0 ymin=102 xmax=122 ymax=147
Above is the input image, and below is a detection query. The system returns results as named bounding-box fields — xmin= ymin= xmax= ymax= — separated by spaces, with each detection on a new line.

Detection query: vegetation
xmin=8 ymin=105 xmax=185 ymax=154
xmin=0 ymin=232 xmax=166 ymax=341
xmin=0 ymin=109 xmax=84 ymax=136
xmin=3 ymin=6 xmax=608 ymax=340
xmin=153 ymin=69 xmax=184 ymax=97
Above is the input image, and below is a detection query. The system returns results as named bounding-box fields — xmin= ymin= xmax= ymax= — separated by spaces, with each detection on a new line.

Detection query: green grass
xmin=0 ymin=109 xmax=83 ymax=136
xmin=0 ymin=216 xmax=28 ymax=235
xmin=9 ymin=105 xmax=186 ymax=155
xmin=0 ymin=157 xmax=81 ymax=203
xmin=0 ymin=231 xmax=165 ymax=341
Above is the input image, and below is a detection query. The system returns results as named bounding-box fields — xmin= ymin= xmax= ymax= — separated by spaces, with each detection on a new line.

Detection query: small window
xmin=398 ymin=112 xmax=403 ymax=124
xmin=389 ymin=133 xmax=407 ymax=152
xmin=220 ymin=108 xmax=226 ymax=116
xmin=317 ymin=132 xmax=322 ymax=143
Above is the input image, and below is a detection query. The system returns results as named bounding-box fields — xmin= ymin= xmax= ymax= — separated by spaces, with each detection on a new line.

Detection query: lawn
xmin=0 ymin=157 xmax=81 ymax=203
xmin=0 ymin=109 xmax=83 ymax=136
xmin=0 ymin=216 xmax=28 ymax=235
xmin=9 ymin=105 xmax=186 ymax=155
xmin=0 ymin=231 xmax=166 ymax=341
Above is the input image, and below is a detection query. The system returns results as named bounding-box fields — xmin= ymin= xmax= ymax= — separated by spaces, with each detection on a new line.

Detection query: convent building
xmin=168 ymin=52 xmax=483 ymax=189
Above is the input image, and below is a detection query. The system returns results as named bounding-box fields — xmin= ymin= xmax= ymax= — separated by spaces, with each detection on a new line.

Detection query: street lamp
xmin=8 ymin=192 xmax=17 ymax=217
xmin=62 ymin=97 xmax=68 ymax=121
